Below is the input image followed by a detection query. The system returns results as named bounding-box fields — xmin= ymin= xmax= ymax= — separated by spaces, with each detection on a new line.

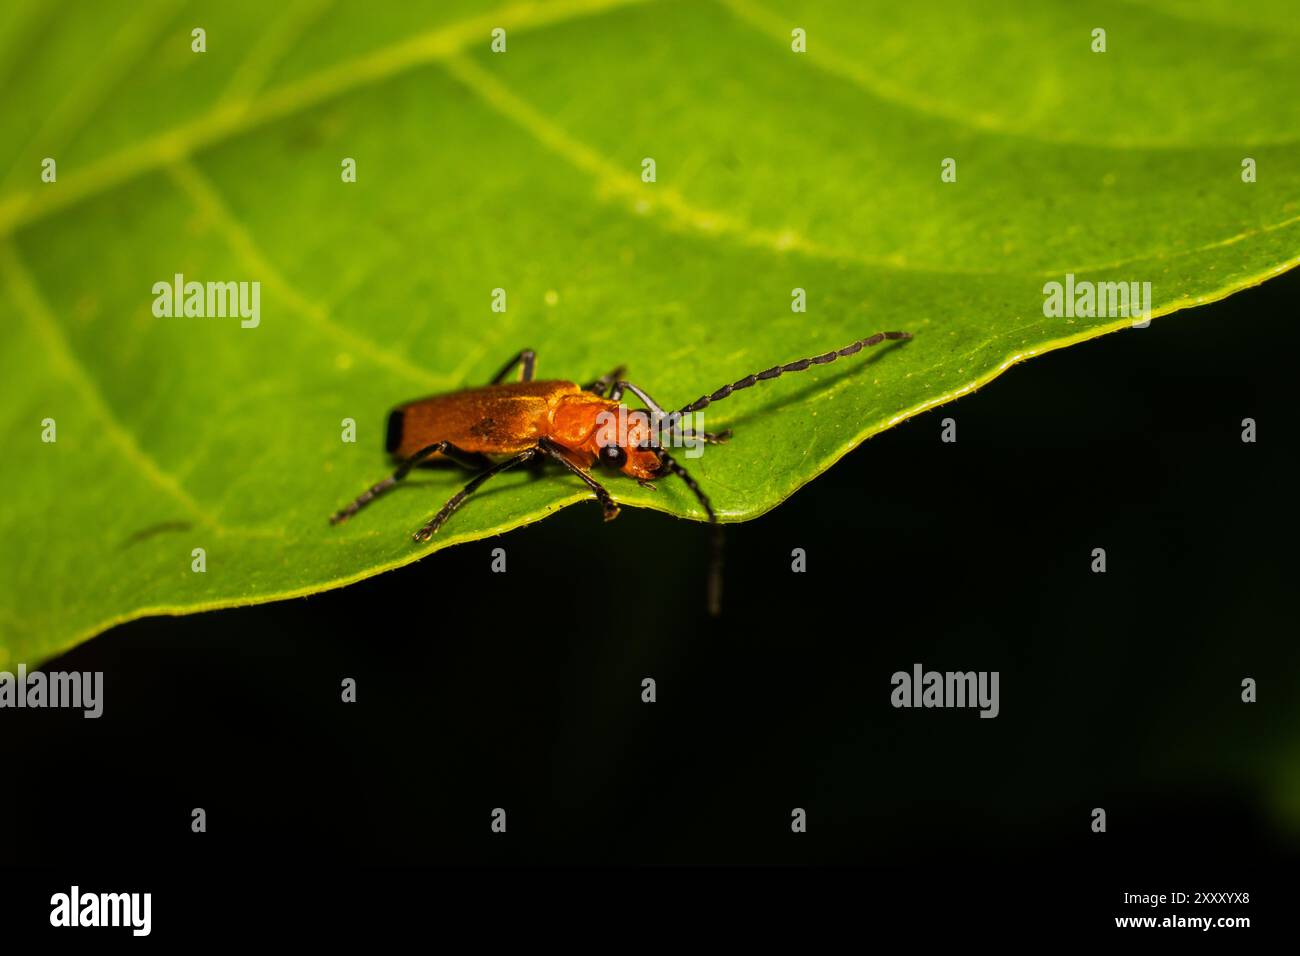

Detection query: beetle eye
xmin=599 ymin=444 xmax=627 ymax=468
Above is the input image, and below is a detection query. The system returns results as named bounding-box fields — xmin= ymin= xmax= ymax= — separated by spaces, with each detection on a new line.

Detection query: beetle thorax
xmin=549 ymin=393 xmax=615 ymax=448
xmin=550 ymin=394 xmax=662 ymax=480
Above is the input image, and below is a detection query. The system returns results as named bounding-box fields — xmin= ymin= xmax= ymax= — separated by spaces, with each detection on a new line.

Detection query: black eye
xmin=599 ymin=444 xmax=627 ymax=468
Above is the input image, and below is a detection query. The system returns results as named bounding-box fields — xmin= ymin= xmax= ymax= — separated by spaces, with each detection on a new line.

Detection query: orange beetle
xmin=331 ymin=331 xmax=911 ymax=549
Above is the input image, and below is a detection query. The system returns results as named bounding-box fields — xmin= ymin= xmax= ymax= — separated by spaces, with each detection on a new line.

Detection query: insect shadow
xmin=120 ymin=520 xmax=193 ymax=549
xmin=378 ymin=465 xmax=543 ymax=502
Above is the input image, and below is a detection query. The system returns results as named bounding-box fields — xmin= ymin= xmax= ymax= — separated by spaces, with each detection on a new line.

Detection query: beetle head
xmin=594 ymin=408 xmax=663 ymax=481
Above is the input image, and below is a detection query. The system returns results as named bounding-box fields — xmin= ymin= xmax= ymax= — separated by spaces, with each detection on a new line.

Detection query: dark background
xmin=3 ymin=270 xmax=1297 ymax=930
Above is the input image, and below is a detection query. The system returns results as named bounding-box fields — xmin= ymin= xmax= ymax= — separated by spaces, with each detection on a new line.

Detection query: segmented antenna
xmin=663 ymin=331 xmax=911 ymax=431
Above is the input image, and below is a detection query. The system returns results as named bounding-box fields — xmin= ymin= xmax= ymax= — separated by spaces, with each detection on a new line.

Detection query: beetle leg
xmin=537 ymin=437 xmax=620 ymax=521
xmin=330 ymin=440 xmax=482 ymax=525
xmin=655 ymin=449 xmax=715 ymax=523
xmin=583 ymin=365 xmax=626 ymax=397
xmin=656 ymin=448 xmax=724 ymax=617
xmin=429 ymin=445 xmax=493 ymax=471
xmin=708 ymin=523 xmax=724 ymax=618
xmin=703 ymin=430 xmax=732 ymax=444
xmin=413 ymin=448 xmax=538 ymax=541
xmin=488 ymin=349 xmax=536 ymax=384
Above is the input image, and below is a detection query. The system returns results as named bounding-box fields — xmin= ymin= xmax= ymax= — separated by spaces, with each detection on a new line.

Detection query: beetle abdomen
xmin=387 ymin=381 xmax=583 ymax=459
xmin=385 ymin=409 xmax=405 ymax=453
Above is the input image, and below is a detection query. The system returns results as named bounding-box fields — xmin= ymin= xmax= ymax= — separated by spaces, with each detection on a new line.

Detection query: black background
xmin=3 ymin=269 xmax=1297 ymax=935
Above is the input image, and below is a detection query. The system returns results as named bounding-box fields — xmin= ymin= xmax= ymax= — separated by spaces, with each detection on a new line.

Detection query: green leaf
xmin=2 ymin=0 xmax=1298 ymax=665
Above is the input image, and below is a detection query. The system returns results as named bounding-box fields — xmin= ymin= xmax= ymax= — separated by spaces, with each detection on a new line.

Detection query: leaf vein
xmin=718 ymin=0 xmax=1300 ymax=151
xmin=1 ymin=238 xmax=227 ymax=534
xmin=165 ymin=157 xmax=453 ymax=391
xmin=0 ymin=0 xmax=654 ymax=239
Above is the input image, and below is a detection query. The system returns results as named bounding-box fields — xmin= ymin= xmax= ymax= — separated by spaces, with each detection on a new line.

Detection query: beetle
xmin=329 ymin=330 xmax=912 ymax=606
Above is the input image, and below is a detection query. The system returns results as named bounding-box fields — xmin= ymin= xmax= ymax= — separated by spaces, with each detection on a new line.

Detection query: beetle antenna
xmin=663 ymin=331 xmax=911 ymax=431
